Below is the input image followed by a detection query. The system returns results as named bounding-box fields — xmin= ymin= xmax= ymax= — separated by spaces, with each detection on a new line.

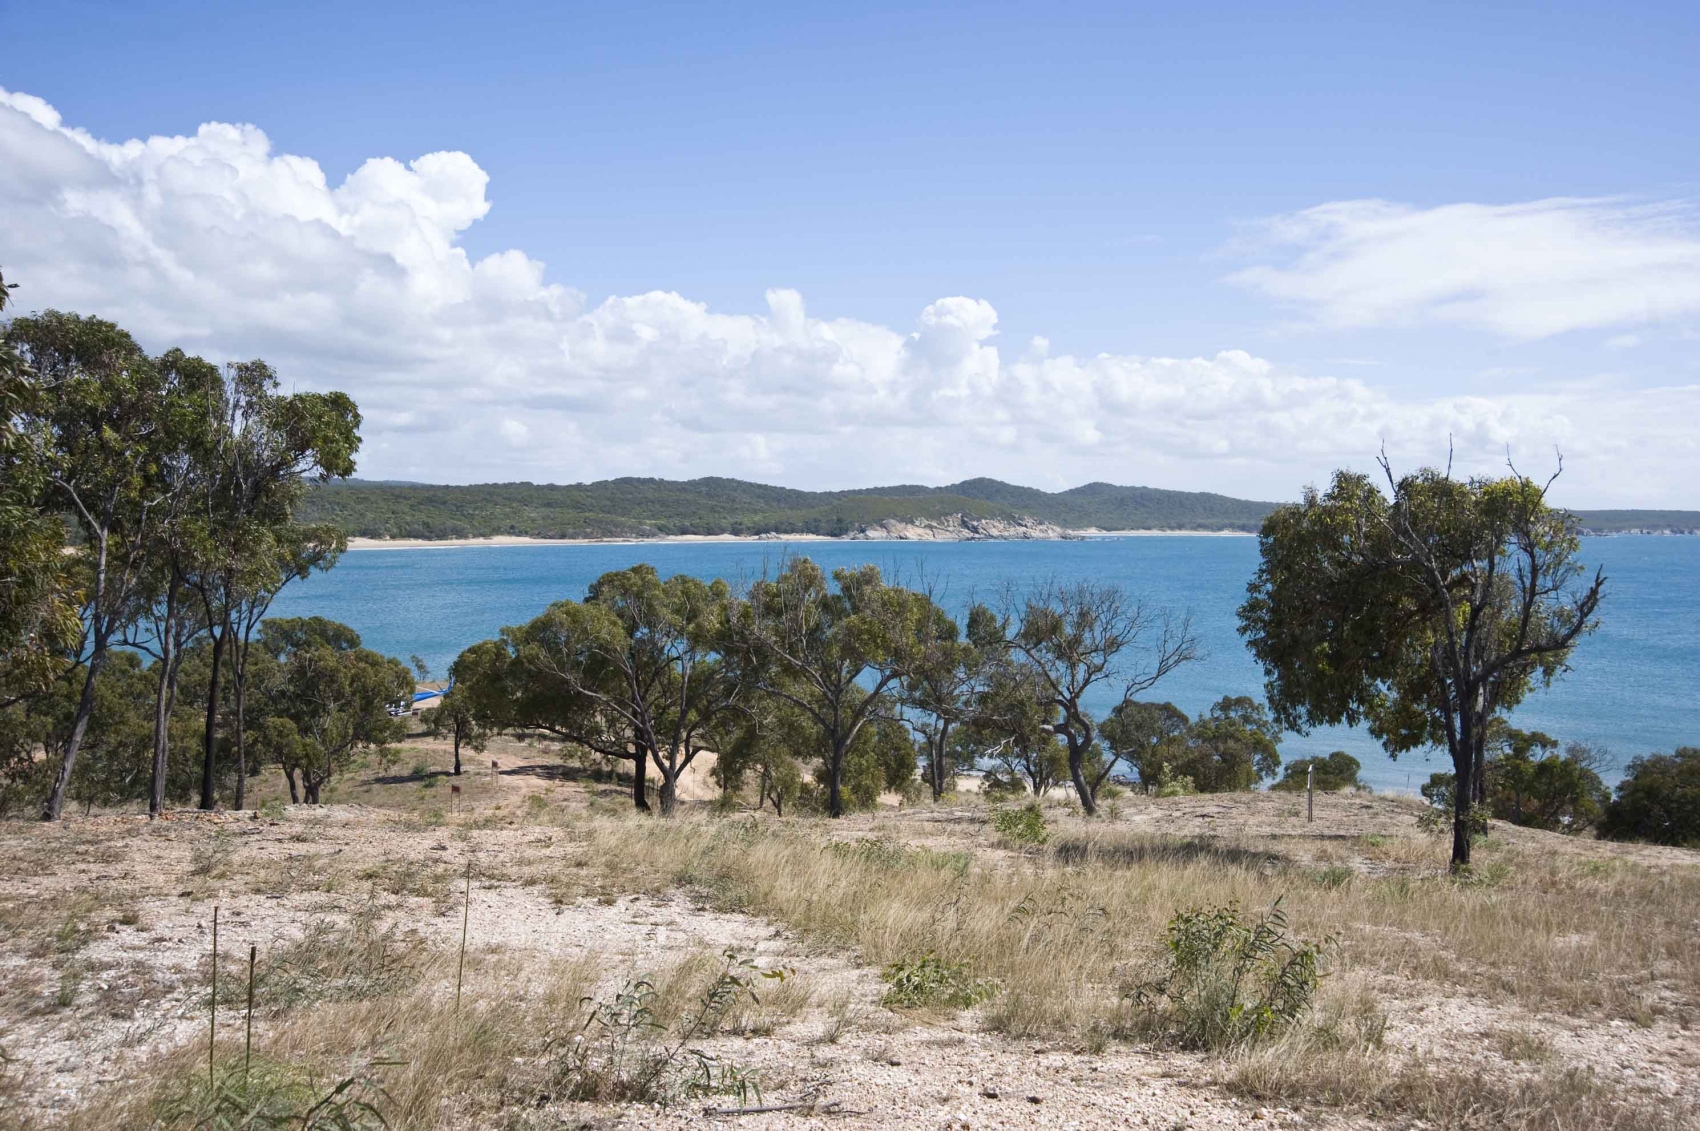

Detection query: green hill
xmin=296 ymin=477 xmax=1700 ymax=541
xmin=297 ymin=477 xmax=1279 ymax=539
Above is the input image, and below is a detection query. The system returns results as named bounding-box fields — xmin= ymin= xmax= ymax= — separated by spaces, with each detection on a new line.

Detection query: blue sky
xmin=3 ymin=1 xmax=1698 ymax=502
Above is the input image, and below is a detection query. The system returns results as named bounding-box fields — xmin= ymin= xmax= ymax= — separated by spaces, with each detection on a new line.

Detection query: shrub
xmin=1152 ymin=763 xmax=1197 ymax=797
xmin=1132 ymin=900 xmax=1324 ymax=1050
xmin=1600 ymin=747 xmax=1700 ymax=846
xmin=1416 ymin=773 xmax=1489 ymax=840
xmin=1271 ymin=751 xmax=1361 ymax=793
xmin=881 ymin=953 xmax=998 ymax=1009
xmin=990 ymin=802 xmax=1049 ymax=847
xmin=1485 ymin=740 xmax=1609 ymax=833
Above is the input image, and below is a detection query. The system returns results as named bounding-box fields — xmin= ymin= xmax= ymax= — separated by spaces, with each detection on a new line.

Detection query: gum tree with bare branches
xmin=995 ymin=580 xmax=1201 ymax=815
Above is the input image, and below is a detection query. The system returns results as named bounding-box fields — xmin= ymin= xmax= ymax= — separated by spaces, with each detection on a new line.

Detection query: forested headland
xmin=297 ymin=476 xmax=1700 ymax=541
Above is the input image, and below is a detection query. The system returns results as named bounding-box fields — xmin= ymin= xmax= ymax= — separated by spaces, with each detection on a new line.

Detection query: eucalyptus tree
xmin=713 ymin=696 xmax=809 ymax=814
xmin=1238 ymin=457 xmax=1605 ymax=869
xmin=223 ymin=527 xmax=345 ymax=808
xmin=960 ymin=654 xmax=1067 ymax=796
xmin=116 ymin=348 xmax=228 ymax=816
xmin=900 ymin=603 xmax=995 ymax=800
xmin=189 ymin=360 xmax=359 ymax=811
xmin=470 ymin=566 xmax=742 ymax=814
xmin=996 ymin=580 xmax=1199 ymax=815
xmin=0 ymin=277 xmax=81 ymax=711
xmin=425 ymin=687 xmax=491 ymax=777
xmin=1099 ymin=699 xmax=1190 ymax=790
xmin=727 ymin=559 xmax=934 ymax=818
xmin=1167 ymin=696 xmax=1283 ymax=792
xmin=6 ymin=312 xmax=172 ymax=820
xmin=443 ymin=639 xmax=513 ymax=777
xmin=249 ymin=617 xmax=410 ymax=804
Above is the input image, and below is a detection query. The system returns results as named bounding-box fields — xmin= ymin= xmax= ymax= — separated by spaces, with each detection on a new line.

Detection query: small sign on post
xmin=1307 ymin=764 xmax=1315 ymax=822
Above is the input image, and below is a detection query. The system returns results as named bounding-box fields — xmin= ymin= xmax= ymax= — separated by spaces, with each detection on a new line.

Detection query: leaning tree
xmin=1238 ymin=457 xmax=1604 ymax=870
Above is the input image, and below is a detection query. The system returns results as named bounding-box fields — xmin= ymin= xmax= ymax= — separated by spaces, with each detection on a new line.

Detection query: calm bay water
xmin=269 ymin=535 xmax=1700 ymax=794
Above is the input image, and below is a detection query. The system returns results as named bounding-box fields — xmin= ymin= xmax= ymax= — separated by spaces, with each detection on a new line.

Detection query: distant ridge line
xmin=299 ymin=477 xmax=1699 ymax=542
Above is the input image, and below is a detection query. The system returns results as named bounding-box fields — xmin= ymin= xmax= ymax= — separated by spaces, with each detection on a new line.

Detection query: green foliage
xmin=714 ymin=698 xmax=807 ymax=815
xmin=1600 ymin=747 xmax=1700 ymax=846
xmin=731 ymin=559 xmax=940 ymax=817
xmin=460 ymin=564 xmax=740 ymax=814
xmin=1170 ymin=696 xmax=1283 ymax=792
xmin=0 ymin=294 xmax=80 ymax=706
xmin=842 ymin=715 xmax=918 ymax=812
xmin=1151 ymin=764 xmax=1197 ymax=797
xmin=1133 ymin=901 xmax=1324 ymax=1050
xmin=962 ymin=658 xmax=1069 ymax=797
xmin=1100 ymin=699 xmax=1189 ymax=788
xmin=990 ymin=802 xmax=1050 ymax=847
xmin=881 ymin=953 xmax=998 ymax=1009
xmin=997 ymin=580 xmax=1199 ymax=815
xmin=1238 ymin=463 xmax=1604 ymax=868
xmin=1417 ymin=773 xmax=1490 ymax=840
xmin=250 ymin=618 xmax=411 ymax=804
xmin=1105 ymin=697 xmax=1283 ymax=794
xmin=1272 ymin=750 xmax=1362 ymax=793
xmin=1484 ymin=735 xmax=1609 ymax=833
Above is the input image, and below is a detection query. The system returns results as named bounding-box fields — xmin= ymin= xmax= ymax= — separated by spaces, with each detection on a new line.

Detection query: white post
xmin=1307 ymin=764 xmax=1314 ymax=823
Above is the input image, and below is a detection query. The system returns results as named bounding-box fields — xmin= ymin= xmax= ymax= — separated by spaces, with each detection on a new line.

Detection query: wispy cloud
xmin=1229 ymin=197 xmax=1700 ymax=339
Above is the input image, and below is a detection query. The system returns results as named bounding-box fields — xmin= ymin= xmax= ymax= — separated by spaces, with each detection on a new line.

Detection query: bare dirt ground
xmin=3 ymin=732 xmax=1697 ymax=1129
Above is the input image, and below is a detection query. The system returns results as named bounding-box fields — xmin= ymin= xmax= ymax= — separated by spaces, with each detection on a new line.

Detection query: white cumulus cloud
xmin=2 ymin=88 xmax=1695 ymax=505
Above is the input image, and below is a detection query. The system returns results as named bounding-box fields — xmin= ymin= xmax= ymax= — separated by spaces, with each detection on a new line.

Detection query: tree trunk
xmin=658 ymin=769 xmax=678 ymax=816
xmin=827 ymin=738 xmax=846 ymax=818
xmin=43 ymin=650 xmax=107 ymax=821
xmin=1067 ymin=736 xmax=1098 ymax=816
xmin=149 ymin=638 xmax=174 ymax=818
xmin=630 ymin=748 xmax=650 ymax=812
xmin=199 ymin=623 xmax=227 ymax=810
xmin=1450 ymin=723 xmax=1476 ymax=870
xmin=928 ymin=722 xmax=951 ymax=800
xmin=303 ymin=777 xmax=320 ymax=805
xmin=232 ymin=651 xmax=248 ymax=811
xmin=452 ymin=727 xmax=462 ymax=775
xmin=284 ymin=767 xmax=299 ymax=804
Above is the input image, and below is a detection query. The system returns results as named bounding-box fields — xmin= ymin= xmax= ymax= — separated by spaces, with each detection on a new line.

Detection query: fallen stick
xmin=701 ymin=1100 xmax=866 ymax=1117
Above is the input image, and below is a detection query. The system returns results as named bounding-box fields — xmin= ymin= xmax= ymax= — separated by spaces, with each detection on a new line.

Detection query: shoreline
xmin=345 ymin=530 xmax=1258 ymax=550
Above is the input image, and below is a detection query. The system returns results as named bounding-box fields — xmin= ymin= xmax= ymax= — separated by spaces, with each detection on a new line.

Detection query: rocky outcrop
xmin=844 ymin=512 xmax=1074 ymax=541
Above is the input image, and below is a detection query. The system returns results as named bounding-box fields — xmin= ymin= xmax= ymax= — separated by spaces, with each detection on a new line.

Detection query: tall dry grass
xmin=560 ymin=813 xmax=1700 ymax=1034
xmin=65 ymin=938 xmax=816 ymax=1130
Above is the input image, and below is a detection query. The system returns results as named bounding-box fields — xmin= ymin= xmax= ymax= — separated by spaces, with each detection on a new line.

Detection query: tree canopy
xmin=1239 ymin=459 xmax=1604 ymax=868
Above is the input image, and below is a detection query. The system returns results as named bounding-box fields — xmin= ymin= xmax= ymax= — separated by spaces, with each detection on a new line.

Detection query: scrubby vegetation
xmin=1272 ymin=751 xmax=1362 ymax=793
xmin=1602 ymin=747 xmax=1700 ymax=846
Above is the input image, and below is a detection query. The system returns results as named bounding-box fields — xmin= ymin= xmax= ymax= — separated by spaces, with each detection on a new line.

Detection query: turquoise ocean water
xmin=269 ymin=535 xmax=1700 ymax=794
